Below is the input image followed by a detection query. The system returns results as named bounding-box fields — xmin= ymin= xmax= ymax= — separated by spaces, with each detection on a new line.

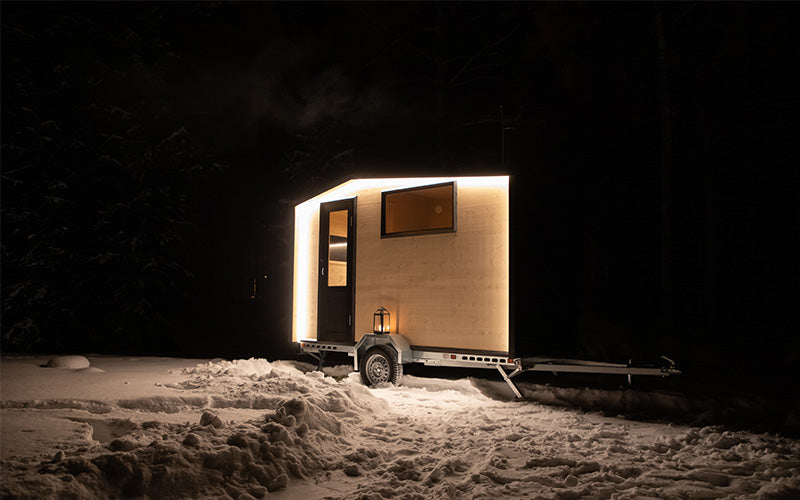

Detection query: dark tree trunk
xmin=655 ymin=6 xmax=673 ymax=321
xmin=434 ymin=3 xmax=449 ymax=168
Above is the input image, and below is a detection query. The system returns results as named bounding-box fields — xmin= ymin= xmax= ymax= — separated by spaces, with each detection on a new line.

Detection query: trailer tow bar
xmin=496 ymin=365 xmax=523 ymax=399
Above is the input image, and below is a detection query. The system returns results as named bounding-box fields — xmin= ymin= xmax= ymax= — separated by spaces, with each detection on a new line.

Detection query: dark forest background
xmin=2 ymin=3 xmax=798 ymax=398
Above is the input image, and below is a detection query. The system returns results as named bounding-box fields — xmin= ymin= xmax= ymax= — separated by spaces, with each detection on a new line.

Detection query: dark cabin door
xmin=317 ymin=198 xmax=356 ymax=342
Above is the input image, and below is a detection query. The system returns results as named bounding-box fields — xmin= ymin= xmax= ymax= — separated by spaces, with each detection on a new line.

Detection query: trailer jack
xmin=303 ymin=350 xmax=327 ymax=371
xmin=496 ymin=364 xmax=523 ymax=399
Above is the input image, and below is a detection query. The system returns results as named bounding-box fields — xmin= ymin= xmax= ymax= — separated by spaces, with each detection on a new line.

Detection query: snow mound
xmin=45 ymin=355 xmax=91 ymax=369
xmin=400 ymin=374 xmax=487 ymax=397
xmin=75 ymin=367 xmax=105 ymax=373
xmin=3 ymin=357 xmax=800 ymax=500
xmin=3 ymin=406 xmax=346 ymax=499
xmin=1 ymin=359 xmax=388 ymax=499
xmin=178 ymin=357 xmax=277 ymax=378
xmin=322 ymin=364 xmax=354 ymax=379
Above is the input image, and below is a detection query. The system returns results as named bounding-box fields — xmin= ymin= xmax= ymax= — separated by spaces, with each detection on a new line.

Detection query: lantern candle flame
xmin=373 ymin=306 xmax=390 ymax=334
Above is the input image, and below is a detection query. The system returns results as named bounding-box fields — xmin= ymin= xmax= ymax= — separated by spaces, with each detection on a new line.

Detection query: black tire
xmin=359 ymin=346 xmax=402 ymax=386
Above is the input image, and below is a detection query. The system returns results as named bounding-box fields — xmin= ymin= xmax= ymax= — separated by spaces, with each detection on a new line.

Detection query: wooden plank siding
xmin=292 ymin=176 xmax=509 ymax=353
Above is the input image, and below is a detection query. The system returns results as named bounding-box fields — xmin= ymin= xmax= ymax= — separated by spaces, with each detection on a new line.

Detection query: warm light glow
xmin=453 ymin=176 xmax=509 ymax=189
xmin=292 ymin=203 xmax=312 ymax=342
xmin=373 ymin=306 xmax=390 ymax=334
xmin=292 ymin=176 xmax=509 ymax=344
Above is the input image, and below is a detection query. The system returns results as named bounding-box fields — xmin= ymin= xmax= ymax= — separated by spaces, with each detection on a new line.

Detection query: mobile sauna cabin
xmin=292 ymin=176 xmax=678 ymax=395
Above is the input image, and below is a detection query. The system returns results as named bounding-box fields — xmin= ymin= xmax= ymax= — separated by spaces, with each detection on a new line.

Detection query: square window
xmin=381 ymin=182 xmax=455 ymax=237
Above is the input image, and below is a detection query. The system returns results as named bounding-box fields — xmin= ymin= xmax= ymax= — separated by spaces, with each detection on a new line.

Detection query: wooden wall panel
xmin=354 ymin=181 xmax=509 ymax=352
xmin=293 ymin=177 xmax=509 ymax=353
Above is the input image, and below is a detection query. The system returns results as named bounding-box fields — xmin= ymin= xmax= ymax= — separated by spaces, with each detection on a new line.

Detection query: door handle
xmin=321 ymin=267 xmax=325 ymax=276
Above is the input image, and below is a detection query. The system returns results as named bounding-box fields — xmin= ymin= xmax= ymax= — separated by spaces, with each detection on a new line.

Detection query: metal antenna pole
xmin=500 ymin=105 xmax=505 ymax=167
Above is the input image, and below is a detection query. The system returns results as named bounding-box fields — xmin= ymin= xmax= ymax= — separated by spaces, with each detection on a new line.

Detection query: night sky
xmin=2 ymin=3 xmax=798 ymax=399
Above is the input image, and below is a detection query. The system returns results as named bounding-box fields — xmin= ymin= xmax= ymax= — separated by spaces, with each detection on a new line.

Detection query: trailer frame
xmin=299 ymin=333 xmax=680 ymax=398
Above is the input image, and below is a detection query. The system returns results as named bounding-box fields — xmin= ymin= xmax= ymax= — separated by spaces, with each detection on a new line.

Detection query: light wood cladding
xmin=355 ymin=182 xmax=508 ymax=352
xmin=293 ymin=177 xmax=509 ymax=353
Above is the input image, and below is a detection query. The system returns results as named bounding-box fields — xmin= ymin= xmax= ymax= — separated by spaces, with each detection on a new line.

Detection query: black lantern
xmin=373 ymin=306 xmax=390 ymax=334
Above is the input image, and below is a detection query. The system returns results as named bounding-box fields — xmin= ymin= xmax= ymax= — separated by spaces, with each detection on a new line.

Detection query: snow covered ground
xmin=1 ymin=355 xmax=799 ymax=499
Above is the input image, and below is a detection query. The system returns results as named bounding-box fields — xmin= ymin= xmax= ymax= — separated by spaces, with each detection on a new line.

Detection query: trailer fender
xmin=354 ymin=333 xmax=412 ymax=369
xmin=360 ymin=345 xmax=402 ymax=386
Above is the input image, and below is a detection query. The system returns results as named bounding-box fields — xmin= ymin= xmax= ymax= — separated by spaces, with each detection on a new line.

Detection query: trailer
xmin=299 ymin=336 xmax=679 ymax=398
xmin=291 ymin=175 xmax=679 ymax=397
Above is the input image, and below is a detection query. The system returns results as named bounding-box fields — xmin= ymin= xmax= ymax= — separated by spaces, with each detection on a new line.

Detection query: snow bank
xmin=2 ymin=358 xmax=387 ymax=499
xmin=512 ymin=380 xmax=800 ymax=433
xmin=2 ymin=357 xmax=799 ymax=500
xmin=3 ymin=406 xmax=338 ymax=499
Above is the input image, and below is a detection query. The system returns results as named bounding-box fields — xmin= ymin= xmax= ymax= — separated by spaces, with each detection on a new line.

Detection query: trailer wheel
xmin=359 ymin=346 xmax=401 ymax=386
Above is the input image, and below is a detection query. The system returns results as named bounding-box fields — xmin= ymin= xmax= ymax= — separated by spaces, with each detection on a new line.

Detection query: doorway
xmin=317 ymin=198 xmax=356 ymax=342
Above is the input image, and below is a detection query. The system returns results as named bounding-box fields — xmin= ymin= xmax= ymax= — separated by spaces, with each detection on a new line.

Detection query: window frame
xmin=380 ymin=181 xmax=457 ymax=238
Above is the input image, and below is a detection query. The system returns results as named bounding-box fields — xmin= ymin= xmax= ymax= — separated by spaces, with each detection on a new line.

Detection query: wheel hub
xmin=366 ymin=355 xmax=390 ymax=383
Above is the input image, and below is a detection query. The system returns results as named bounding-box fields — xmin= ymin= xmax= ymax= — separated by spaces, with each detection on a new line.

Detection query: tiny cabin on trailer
xmin=292 ymin=175 xmax=510 ymax=353
xmin=292 ymin=175 xmax=679 ymax=393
